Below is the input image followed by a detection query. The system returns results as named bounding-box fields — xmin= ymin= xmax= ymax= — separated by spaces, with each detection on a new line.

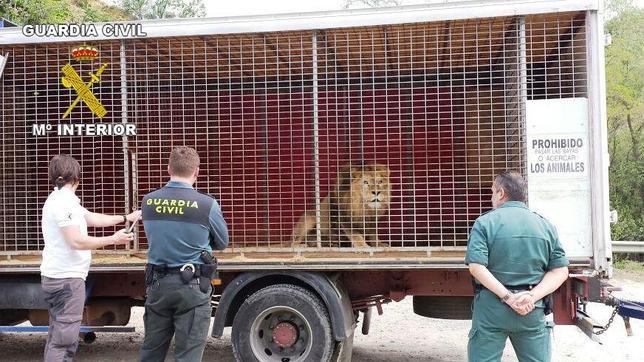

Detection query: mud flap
xmin=331 ymin=327 xmax=354 ymax=362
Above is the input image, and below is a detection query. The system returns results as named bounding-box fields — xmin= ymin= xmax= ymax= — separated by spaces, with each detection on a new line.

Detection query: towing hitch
xmin=605 ymin=295 xmax=644 ymax=336
xmin=567 ymin=274 xmax=644 ymax=342
xmin=576 ymin=291 xmax=644 ymax=341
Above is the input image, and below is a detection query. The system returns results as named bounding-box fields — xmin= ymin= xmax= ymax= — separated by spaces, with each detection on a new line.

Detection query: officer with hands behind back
xmin=139 ymin=146 xmax=229 ymax=362
xmin=466 ymin=171 xmax=569 ymax=362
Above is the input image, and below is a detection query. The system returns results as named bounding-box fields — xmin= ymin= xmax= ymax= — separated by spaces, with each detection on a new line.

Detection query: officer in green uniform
xmin=139 ymin=147 xmax=229 ymax=362
xmin=465 ymin=171 xmax=569 ymax=362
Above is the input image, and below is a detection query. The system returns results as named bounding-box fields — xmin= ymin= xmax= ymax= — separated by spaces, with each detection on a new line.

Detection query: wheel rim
xmin=249 ymin=306 xmax=313 ymax=362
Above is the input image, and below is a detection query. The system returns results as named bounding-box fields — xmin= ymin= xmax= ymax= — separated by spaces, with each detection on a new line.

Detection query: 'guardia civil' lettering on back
xmin=146 ymin=198 xmax=199 ymax=215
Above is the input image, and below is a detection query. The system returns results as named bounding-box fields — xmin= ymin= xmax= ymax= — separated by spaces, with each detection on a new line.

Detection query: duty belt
xmin=145 ymin=252 xmax=217 ymax=295
xmin=474 ymin=284 xmax=534 ymax=294
xmin=474 ymin=283 xmax=554 ymax=315
xmin=150 ymin=264 xmax=203 ymax=276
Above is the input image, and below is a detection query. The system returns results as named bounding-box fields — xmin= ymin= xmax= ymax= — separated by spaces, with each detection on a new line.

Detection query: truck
xmin=1 ymin=0 xmax=639 ymax=360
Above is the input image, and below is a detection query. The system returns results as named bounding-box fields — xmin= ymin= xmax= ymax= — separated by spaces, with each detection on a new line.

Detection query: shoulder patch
xmin=476 ymin=208 xmax=495 ymax=220
xmin=531 ymin=210 xmax=556 ymax=229
xmin=473 ymin=209 xmax=495 ymax=225
xmin=143 ymin=188 xmax=164 ymax=198
xmin=196 ymin=189 xmax=215 ymax=200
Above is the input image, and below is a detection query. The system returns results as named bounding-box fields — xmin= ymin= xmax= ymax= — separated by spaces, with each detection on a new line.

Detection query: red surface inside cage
xmin=132 ymin=86 xmax=478 ymax=248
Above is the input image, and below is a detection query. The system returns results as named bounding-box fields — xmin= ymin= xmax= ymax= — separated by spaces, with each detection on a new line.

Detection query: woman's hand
xmin=112 ymin=228 xmax=135 ymax=245
xmin=126 ymin=210 xmax=142 ymax=223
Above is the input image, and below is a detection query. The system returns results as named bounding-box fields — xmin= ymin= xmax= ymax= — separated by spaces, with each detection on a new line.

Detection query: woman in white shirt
xmin=40 ymin=154 xmax=141 ymax=362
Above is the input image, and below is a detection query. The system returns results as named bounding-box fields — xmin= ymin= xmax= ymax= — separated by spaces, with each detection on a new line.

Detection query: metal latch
xmin=0 ymin=53 xmax=8 ymax=79
xmin=609 ymin=209 xmax=618 ymax=224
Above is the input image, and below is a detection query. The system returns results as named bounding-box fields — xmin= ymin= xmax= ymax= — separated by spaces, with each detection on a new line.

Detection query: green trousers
xmin=139 ymin=274 xmax=212 ymax=362
xmin=468 ymin=289 xmax=552 ymax=362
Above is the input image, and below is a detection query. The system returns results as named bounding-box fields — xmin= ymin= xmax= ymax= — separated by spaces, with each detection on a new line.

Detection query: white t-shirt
xmin=40 ymin=187 xmax=91 ymax=280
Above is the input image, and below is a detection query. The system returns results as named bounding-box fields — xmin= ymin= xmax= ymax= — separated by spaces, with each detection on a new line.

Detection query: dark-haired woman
xmin=40 ymin=154 xmax=141 ymax=361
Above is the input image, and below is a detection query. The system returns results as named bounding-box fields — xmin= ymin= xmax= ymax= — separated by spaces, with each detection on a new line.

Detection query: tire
xmin=413 ymin=296 xmax=473 ymax=320
xmin=231 ymin=284 xmax=334 ymax=362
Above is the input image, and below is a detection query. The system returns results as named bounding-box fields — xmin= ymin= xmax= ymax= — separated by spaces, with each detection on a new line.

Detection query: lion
xmin=291 ymin=163 xmax=391 ymax=248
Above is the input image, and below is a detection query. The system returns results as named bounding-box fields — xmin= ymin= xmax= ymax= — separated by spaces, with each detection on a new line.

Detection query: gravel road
xmin=1 ymin=270 xmax=642 ymax=361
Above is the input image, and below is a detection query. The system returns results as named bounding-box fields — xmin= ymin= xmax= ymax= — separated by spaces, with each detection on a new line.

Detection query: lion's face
xmin=350 ymin=165 xmax=391 ymax=213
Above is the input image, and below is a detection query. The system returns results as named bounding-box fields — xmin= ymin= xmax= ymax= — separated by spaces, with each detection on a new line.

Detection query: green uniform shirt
xmin=465 ymin=201 xmax=569 ymax=287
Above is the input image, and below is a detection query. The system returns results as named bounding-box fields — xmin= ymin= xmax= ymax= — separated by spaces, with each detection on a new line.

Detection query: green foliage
xmin=0 ymin=0 xmax=204 ymax=24
xmin=605 ymin=1 xmax=644 ymax=242
xmin=0 ymin=0 xmax=132 ymax=24
xmin=613 ymin=258 xmax=644 ymax=271
xmin=74 ymin=0 xmax=130 ymax=22
xmin=610 ymin=161 xmax=644 ymax=240
xmin=118 ymin=0 xmax=205 ymax=20
xmin=1 ymin=0 xmax=72 ymax=24
xmin=118 ymin=0 xmax=147 ymax=19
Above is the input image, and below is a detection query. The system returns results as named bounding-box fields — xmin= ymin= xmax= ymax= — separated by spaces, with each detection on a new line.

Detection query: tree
xmin=0 ymin=0 xmax=205 ymax=24
xmin=117 ymin=0 xmax=147 ymax=20
xmin=0 ymin=0 xmax=132 ymax=24
xmin=118 ymin=0 xmax=205 ymax=20
xmin=605 ymin=0 xmax=644 ymax=241
xmin=1 ymin=0 xmax=75 ymax=24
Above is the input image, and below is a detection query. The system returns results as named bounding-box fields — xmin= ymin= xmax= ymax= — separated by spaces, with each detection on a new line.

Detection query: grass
xmin=613 ymin=258 xmax=644 ymax=272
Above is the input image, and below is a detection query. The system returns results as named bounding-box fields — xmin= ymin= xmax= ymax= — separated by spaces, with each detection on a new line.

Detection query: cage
xmin=0 ymin=11 xmax=588 ymax=257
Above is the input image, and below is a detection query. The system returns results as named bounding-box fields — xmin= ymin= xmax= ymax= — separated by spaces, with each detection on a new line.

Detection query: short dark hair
xmin=49 ymin=154 xmax=81 ymax=189
xmin=493 ymin=170 xmax=527 ymax=202
xmin=169 ymin=146 xmax=200 ymax=177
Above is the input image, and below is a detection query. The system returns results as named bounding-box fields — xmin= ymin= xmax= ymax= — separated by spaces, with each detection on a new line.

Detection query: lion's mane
xmin=292 ymin=163 xmax=391 ymax=247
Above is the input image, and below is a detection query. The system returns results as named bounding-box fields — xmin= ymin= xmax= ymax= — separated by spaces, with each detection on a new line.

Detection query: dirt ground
xmin=1 ymin=270 xmax=642 ymax=361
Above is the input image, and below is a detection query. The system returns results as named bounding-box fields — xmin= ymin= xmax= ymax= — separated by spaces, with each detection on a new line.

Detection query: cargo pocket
xmin=43 ymin=284 xmax=73 ymax=318
xmin=51 ymin=314 xmax=82 ymax=346
xmin=188 ymin=303 xmax=212 ymax=343
xmin=468 ymin=327 xmax=478 ymax=341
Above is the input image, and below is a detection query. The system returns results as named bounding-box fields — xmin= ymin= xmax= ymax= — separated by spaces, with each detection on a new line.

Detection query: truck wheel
xmin=81 ymin=331 xmax=96 ymax=344
xmin=231 ymin=284 xmax=333 ymax=362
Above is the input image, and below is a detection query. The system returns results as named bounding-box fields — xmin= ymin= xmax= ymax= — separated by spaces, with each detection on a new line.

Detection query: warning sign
xmin=528 ymin=137 xmax=586 ymax=174
xmin=526 ymin=98 xmax=591 ymax=258
xmin=527 ymin=99 xmax=589 ymax=179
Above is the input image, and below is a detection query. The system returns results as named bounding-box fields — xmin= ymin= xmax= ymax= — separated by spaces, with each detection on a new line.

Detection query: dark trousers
xmin=41 ymin=276 xmax=86 ymax=362
xmin=139 ymin=273 xmax=212 ymax=362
